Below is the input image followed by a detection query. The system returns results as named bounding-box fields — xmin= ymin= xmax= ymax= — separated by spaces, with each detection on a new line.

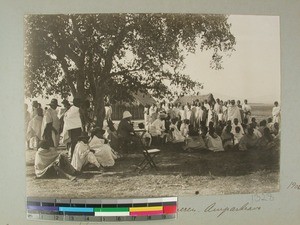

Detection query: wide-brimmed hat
xmin=123 ymin=111 xmax=132 ymax=119
xmin=47 ymin=98 xmax=61 ymax=107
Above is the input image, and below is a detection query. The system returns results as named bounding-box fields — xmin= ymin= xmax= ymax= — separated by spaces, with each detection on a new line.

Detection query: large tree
xmin=25 ymin=13 xmax=236 ymax=127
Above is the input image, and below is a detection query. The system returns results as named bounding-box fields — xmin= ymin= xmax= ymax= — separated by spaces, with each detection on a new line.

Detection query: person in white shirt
xmin=272 ymin=101 xmax=281 ymax=123
xmin=242 ymin=99 xmax=252 ymax=120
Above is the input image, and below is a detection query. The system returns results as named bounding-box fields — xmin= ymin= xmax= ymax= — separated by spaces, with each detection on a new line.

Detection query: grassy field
xmin=26 ymin=104 xmax=279 ymax=198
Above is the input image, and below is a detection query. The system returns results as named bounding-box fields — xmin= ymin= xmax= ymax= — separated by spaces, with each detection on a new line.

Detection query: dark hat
xmin=47 ymin=98 xmax=61 ymax=107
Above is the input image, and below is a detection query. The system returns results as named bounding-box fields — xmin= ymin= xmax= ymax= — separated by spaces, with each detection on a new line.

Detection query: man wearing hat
xmin=117 ymin=111 xmax=140 ymax=150
xmin=41 ymin=98 xmax=61 ymax=148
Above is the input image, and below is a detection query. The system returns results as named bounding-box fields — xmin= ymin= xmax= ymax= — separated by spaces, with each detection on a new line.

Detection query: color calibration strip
xmin=27 ymin=197 xmax=177 ymax=222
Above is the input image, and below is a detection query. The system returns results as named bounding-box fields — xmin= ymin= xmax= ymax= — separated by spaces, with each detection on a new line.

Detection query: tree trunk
xmin=94 ymin=85 xmax=106 ymax=128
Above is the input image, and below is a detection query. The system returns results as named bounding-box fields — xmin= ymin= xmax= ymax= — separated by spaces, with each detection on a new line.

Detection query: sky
xmin=183 ymin=15 xmax=280 ymax=104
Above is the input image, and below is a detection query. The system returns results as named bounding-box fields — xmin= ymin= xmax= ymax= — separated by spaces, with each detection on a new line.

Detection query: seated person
xmin=233 ymin=126 xmax=244 ymax=145
xmin=34 ymin=140 xmax=77 ymax=180
xmin=241 ymin=118 xmax=249 ymax=134
xmin=258 ymin=120 xmax=267 ymax=135
xmin=272 ymin=122 xmax=280 ymax=137
xmin=257 ymin=127 xmax=276 ymax=150
xmin=89 ymin=127 xmax=119 ymax=167
xmin=184 ymin=128 xmax=206 ymax=151
xmin=117 ymin=111 xmax=140 ymax=149
xmin=232 ymin=118 xmax=245 ymax=135
xmin=221 ymin=125 xmax=234 ymax=150
xmin=266 ymin=117 xmax=274 ymax=132
xmin=169 ymin=118 xmax=185 ymax=143
xmin=71 ymin=132 xmax=101 ymax=172
xmin=149 ymin=113 xmax=168 ymax=144
xmin=137 ymin=123 xmax=152 ymax=147
xmin=200 ymin=125 xmax=208 ymax=141
xmin=238 ymin=127 xmax=258 ymax=151
xmin=180 ymin=119 xmax=190 ymax=137
xmin=206 ymin=127 xmax=224 ymax=152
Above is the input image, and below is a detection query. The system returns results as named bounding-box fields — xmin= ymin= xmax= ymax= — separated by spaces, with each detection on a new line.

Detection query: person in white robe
xmin=71 ymin=133 xmax=101 ymax=171
xmin=242 ymin=99 xmax=252 ymax=120
xmin=27 ymin=108 xmax=43 ymax=149
xmin=35 ymin=140 xmax=77 ymax=180
xmin=169 ymin=118 xmax=185 ymax=143
xmin=272 ymin=101 xmax=281 ymax=123
xmin=89 ymin=128 xmax=119 ymax=167
xmin=206 ymin=127 xmax=224 ymax=152
xmin=227 ymin=100 xmax=242 ymax=122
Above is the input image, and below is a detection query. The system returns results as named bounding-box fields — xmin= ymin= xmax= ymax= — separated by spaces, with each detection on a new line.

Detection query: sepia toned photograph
xmin=24 ymin=13 xmax=280 ymax=198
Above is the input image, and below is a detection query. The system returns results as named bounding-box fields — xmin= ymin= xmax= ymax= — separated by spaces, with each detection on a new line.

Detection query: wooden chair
xmin=136 ymin=131 xmax=161 ymax=173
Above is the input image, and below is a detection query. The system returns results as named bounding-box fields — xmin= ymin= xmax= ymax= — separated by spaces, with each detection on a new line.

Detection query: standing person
xmin=227 ymin=100 xmax=242 ymax=123
xmin=272 ymin=101 xmax=281 ymax=123
xmin=104 ymin=102 xmax=112 ymax=120
xmin=31 ymin=100 xmax=39 ymax=119
xmin=27 ymin=108 xmax=43 ymax=150
xmin=62 ymin=97 xmax=85 ymax=159
xmin=242 ymin=99 xmax=251 ymax=120
xmin=58 ymin=99 xmax=71 ymax=134
xmin=41 ymin=99 xmax=61 ymax=148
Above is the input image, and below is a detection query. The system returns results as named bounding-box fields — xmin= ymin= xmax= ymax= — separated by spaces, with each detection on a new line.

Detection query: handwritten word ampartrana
xmin=287 ymin=182 xmax=300 ymax=190
xmin=204 ymin=202 xmax=261 ymax=217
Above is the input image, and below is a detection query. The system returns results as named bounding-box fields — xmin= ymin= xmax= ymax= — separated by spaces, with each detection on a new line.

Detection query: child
xmin=233 ymin=126 xmax=243 ymax=145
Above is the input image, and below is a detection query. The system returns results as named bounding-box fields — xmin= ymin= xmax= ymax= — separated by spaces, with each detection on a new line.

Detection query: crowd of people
xmin=25 ymin=96 xmax=281 ymax=180
xmin=25 ymin=98 xmax=118 ymax=180
xmin=141 ymin=99 xmax=281 ymax=152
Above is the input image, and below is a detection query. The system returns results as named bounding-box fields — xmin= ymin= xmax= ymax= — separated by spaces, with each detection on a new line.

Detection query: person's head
xmin=37 ymin=103 xmax=42 ymax=108
xmin=260 ymin=120 xmax=267 ymax=127
xmin=224 ymin=101 xmax=227 ymax=107
xmin=48 ymin=99 xmax=60 ymax=110
xmin=61 ymin=99 xmax=70 ymax=108
xmin=274 ymin=101 xmax=279 ymax=107
xmin=244 ymin=99 xmax=248 ymax=104
xmin=32 ymin=100 xmax=38 ymax=109
xmin=251 ymin=117 xmax=256 ymax=123
xmin=73 ymin=97 xmax=82 ymax=107
xmin=184 ymin=119 xmax=190 ymax=125
xmin=122 ymin=111 xmax=132 ymax=121
xmin=230 ymin=100 xmax=235 ymax=106
xmin=171 ymin=118 xmax=177 ymax=125
xmin=159 ymin=112 xmax=167 ymax=120
xmin=216 ymin=98 xmax=220 ymax=103
xmin=204 ymin=99 xmax=208 ymax=103
xmin=235 ymin=126 xmax=241 ymax=134
xmin=267 ymin=117 xmax=273 ymax=123
xmin=233 ymin=118 xmax=239 ymax=125
xmin=226 ymin=120 xmax=232 ymax=126
xmin=37 ymin=108 xmax=43 ymax=117
xmin=263 ymin=127 xmax=271 ymax=136
xmin=220 ymin=100 xmax=223 ymax=105
xmin=39 ymin=140 xmax=50 ymax=150
xmin=209 ymin=127 xmax=215 ymax=136
xmin=247 ymin=127 xmax=254 ymax=135
xmin=274 ymin=122 xmax=279 ymax=130
xmin=225 ymin=125 xmax=232 ymax=133
xmin=138 ymin=123 xmax=145 ymax=129
xmin=237 ymin=100 xmax=241 ymax=105
xmin=201 ymin=126 xmax=208 ymax=135
xmin=44 ymin=107 xmax=48 ymax=111
xmin=243 ymin=118 xmax=249 ymax=125
xmin=78 ymin=132 xmax=90 ymax=143
xmin=208 ymin=121 xmax=214 ymax=129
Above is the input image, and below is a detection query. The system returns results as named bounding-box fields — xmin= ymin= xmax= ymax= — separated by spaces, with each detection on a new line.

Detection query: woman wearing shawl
xmin=27 ymin=108 xmax=43 ymax=149
xmin=206 ymin=127 xmax=224 ymax=152
xmin=89 ymin=128 xmax=119 ymax=167
xmin=169 ymin=118 xmax=185 ymax=143
xmin=71 ymin=133 xmax=101 ymax=172
xmin=239 ymin=127 xmax=258 ymax=151
xmin=184 ymin=128 xmax=206 ymax=151
xmin=221 ymin=125 xmax=234 ymax=150
xmin=34 ymin=140 xmax=77 ymax=180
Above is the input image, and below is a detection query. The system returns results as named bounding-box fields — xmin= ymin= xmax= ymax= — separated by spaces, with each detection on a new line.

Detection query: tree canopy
xmin=25 ymin=13 xmax=236 ymax=126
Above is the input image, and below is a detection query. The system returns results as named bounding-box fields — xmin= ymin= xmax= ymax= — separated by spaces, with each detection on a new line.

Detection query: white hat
xmin=123 ymin=111 xmax=132 ymax=119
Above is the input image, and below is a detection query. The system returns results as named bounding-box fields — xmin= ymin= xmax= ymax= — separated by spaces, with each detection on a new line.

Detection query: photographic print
xmin=24 ymin=13 xmax=280 ymax=198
